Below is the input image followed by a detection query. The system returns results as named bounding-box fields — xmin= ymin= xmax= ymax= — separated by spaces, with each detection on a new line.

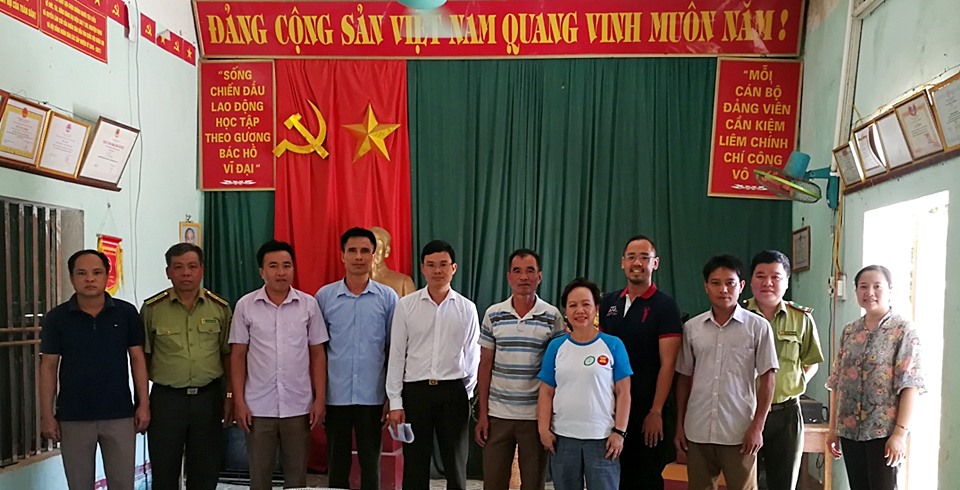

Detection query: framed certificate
xmin=875 ymin=111 xmax=913 ymax=168
xmin=37 ymin=113 xmax=92 ymax=177
xmin=853 ymin=123 xmax=887 ymax=178
xmin=895 ymin=93 xmax=944 ymax=159
xmin=792 ymin=226 xmax=811 ymax=273
xmin=0 ymin=96 xmax=51 ymax=166
xmin=833 ymin=142 xmax=862 ymax=186
xmin=930 ymin=72 xmax=960 ymax=151
xmin=78 ymin=117 xmax=140 ymax=185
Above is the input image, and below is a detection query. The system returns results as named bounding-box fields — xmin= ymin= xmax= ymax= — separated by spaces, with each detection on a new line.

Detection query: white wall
xmin=0 ymin=5 xmax=200 ymax=486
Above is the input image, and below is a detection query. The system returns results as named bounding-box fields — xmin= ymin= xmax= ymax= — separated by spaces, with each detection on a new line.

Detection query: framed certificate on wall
xmin=875 ymin=111 xmax=913 ymax=169
xmin=0 ymin=96 xmax=51 ymax=166
xmin=833 ymin=142 xmax=862 ymax=186
xmin=895 ymin=92 xmax=944 ymax=160
xmin=930 ymin=72 xmax=960 ymax=151
xmin=37 ymin=112 xmax=92 ymax=177
xmin=78 ymin=117 xmax=140 ymax=185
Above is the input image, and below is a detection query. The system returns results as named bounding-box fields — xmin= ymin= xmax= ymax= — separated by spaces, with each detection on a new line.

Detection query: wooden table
xmin=801 ymin=423 xmax=832 ymax=490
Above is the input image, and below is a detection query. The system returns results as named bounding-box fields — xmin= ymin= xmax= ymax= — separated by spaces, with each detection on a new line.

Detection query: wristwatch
xmin=611 ymin=427 xmax=627 ymax=438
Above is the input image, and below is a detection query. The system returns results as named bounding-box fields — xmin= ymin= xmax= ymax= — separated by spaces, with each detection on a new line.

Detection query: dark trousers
xmin=482 ymin=417 xmax=547 ymax=490
xmin=619 ymin=409 xmax=675 ymax=490
xmin=148 ymin=383 xmax=224 ymax=490
xmin=326 ymin=404 xmax=383 ymax=490
xmin=840 ymin=437 xmax=899 ymax=490
xmin=758 ymin=398 xmax=803 ymax=490
xmin=246 ymin=415 xmax=311 ymax=490
xmin=402 ymin=380 xmax=469 ymax=490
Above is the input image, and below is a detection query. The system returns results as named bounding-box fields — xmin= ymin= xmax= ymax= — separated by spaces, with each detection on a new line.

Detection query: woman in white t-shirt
xmin=537 ymin=277 xmax=633 ymax=489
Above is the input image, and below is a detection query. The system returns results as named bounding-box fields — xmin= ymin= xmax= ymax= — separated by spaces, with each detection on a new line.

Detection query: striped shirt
xmin=480 ymin=296 xmax=566 ymax=420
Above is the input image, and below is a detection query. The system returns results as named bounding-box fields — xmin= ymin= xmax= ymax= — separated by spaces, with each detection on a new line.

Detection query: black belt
xmin=406 ymin=379 xmax=462 ymax=387
xmin=769 ymin=397 xmax=799 ymax=412
xmin=154 ymin=378 xmax=221 ymax=396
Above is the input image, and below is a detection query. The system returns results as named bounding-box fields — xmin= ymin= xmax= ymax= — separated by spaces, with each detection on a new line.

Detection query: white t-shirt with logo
xmin=538 ymin=332 xmax=632 ymax=440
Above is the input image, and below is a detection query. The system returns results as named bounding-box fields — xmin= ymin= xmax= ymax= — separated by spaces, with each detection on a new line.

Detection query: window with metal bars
xmin=0 ymin=198 xmax=63 ymax=467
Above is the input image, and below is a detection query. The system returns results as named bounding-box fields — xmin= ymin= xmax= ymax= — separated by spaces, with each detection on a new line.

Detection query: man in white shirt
xmin=675 ymin=255 xmax=778 ymax=490
xmin=386 ymin=240 xmax=481 ymax=490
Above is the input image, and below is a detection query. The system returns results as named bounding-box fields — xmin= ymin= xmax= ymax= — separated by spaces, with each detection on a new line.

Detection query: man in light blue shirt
xmin=316 ymin=227 xmax=399 ymax=490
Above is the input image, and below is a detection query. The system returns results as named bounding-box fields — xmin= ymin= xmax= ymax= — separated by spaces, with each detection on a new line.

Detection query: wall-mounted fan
xmin=754 ymin=151 xmax=840 ymax=209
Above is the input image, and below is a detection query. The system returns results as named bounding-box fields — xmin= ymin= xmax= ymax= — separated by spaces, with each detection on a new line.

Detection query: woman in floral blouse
xmin=825 ymin=265 xmax=923 ymax=490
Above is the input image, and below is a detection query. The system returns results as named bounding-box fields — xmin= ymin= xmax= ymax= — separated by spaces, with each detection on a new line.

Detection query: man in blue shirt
xmin=39 ymin=250 xmax=150 ymax=490
xmin=316 ymin=227 xmax=399 ymax=490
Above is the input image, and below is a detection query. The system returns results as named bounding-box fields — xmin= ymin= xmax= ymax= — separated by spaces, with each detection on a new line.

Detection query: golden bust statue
xmin=369 ymin=226 xmax=416 ymax=297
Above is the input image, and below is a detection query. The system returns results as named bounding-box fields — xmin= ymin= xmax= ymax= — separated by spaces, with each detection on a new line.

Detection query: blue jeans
xmin=551 ymin=435 xmax=620 ymax=490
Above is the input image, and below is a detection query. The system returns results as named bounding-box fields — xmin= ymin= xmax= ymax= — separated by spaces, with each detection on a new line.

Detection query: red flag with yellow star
xmin=273 ymin=60 xmax=412 ymax=294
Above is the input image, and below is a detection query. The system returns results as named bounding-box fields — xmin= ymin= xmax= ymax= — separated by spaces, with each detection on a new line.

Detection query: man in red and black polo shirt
xmin=599 ymin=235 xmax=683 ymax=490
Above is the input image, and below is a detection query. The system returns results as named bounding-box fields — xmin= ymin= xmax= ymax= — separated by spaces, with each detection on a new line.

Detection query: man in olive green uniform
xmin=142 ymin=243 xmax=233 ymax=490
xmin=743 ymin=250 xmax=824 ymax=490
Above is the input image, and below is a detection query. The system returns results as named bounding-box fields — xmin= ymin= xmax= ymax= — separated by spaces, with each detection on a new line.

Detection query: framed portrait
xmin=37 ymin=112 xmax=92 ymax=177
xmin=0 ymin=96 xmax=52 ymax=166
xmin=179 ymin=221 xmax=202 ymax=247
xmin=792 ymin=226 xmax=811 ymax=273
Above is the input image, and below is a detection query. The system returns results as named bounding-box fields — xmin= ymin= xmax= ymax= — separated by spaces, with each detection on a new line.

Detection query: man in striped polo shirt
xmin=475 ymin=249 xmax=566 ymax=490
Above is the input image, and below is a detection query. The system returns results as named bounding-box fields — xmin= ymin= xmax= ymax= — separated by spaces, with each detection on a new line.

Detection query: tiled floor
xmin=216 ymin=475 xmax=488 ymax=489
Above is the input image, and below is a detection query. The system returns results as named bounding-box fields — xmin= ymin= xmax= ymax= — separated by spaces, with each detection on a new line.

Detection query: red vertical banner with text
xmin=708 ymin=58 xmax=802 ymax=199
xmin=199 ymin=61 xmax=276 ymax=190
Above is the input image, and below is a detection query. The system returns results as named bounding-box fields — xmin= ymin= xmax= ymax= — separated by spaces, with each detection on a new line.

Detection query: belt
xmin=406 ymin=379 xmax=462 ymax=387
xmin=154 ymin=378 xmax=221 ymax=396
xmin=769 ymin=397 xmax=799 ymax=412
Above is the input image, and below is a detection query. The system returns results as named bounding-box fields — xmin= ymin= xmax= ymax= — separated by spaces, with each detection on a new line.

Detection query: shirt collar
xmin=504 ymin=294 xmax=548 ymax=318
xmin=706 ymin=303 xmax=747 ymax=327
xmin=618 ymin=283 xmax=658 ymax=300
xmin=419 ymin=287 xmax=458 ymax=305
xmin=335 ymin=277 xmax=376 ymax=297
xmin=744 ymin=297 xmax=786 ymax=316
xmin=254 ymin=285 xmax=298 ymax=305
xmin=67 ymin=292 xmax=115 ymax=311
xmin=170 ymin=287 xmax=206 ymax=304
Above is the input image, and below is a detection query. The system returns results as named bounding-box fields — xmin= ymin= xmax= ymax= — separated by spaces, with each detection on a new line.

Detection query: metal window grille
xmin=0 ymin=199 xmax=62 ymax=467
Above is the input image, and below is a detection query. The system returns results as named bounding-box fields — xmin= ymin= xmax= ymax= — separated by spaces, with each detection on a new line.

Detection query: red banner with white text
xmin=194 ymin=0 xmax=804 ymax=59
xmin=708 ymin=58 xmax=802 ymax=199
xmin=199 ymin=61 xmax=276 ymax=190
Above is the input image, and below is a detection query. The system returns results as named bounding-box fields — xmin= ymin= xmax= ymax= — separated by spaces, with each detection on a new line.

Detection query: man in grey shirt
xmin=675 ymin=255 xmax=778 ymax=490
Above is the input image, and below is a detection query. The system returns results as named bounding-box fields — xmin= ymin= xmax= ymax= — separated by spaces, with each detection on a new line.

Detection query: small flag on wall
xmin=97 ymin=234 xmax=124 ymax=295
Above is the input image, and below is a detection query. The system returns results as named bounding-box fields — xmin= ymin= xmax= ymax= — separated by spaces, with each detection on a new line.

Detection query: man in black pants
xmin=142 ymin=244 xmax=233 ymax=490
xmin=600 ymin=235 xmax=683 ymax=490
xmin=743 ymin=250 xmax=823 ymax=490
xmin=385 ymin=240 xmax=481 ymax=490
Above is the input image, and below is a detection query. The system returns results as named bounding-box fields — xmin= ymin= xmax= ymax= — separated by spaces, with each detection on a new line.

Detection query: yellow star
xmin=342 ymin=103 xmax=401 ymax=161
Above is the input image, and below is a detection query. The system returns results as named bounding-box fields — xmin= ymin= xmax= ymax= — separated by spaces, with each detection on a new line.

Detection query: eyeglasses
xmin=623 ymin=254 xmax=656 ymax=263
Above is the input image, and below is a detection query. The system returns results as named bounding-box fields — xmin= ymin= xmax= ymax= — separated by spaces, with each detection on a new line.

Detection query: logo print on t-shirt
xmin=583 ymin=356 xmax=596 ymax=366
xmin=597 ymin=355 xmax=609 ymax=366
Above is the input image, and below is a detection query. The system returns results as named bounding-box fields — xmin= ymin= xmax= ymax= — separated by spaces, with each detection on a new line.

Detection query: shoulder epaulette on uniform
xmin=786 ymin=301 xmax=813 ymax=314
xmin=144 ymin=290 xmax=169 ymax=307
xmin=205 ymin=290 xmax=230 ymax=307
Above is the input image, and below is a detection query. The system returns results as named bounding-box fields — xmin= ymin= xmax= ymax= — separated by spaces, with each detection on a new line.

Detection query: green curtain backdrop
xmin=408 ymin=58 xmax=792 ymax=317
xmin=203 ymin=191 xmax=275 ymax=304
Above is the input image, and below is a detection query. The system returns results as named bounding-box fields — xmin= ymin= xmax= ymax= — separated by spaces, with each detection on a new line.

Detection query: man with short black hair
xmin=40 ymin=250 xmax=150 ymax=490
xmin=142 ymin=243 xmax=233 ymax=490
xmin=316 ymin=227 xmax=399 ymax=490
xmin=475 ymin=248 xmax=565 ymax=490
xmin=229 ymin=240 xmax=329 ymax=490
xmin=743 ymin=250 xmax=823 ymax=490
xmin=676 ymin=255 xmax=778 ymax=490
xmin=386 ymin=240 xmax=480 ymax=490
xmin=599 ymin=235 xmax=683 ymax=490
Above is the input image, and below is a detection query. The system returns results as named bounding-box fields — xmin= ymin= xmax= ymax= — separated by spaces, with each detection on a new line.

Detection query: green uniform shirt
xmin=744 ymin=298 xmax=824 ymax=404
xmin=142 ymin=288 xmax=232 ymax=388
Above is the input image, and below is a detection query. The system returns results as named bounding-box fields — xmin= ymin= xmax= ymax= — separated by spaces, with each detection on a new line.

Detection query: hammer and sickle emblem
xmin=273 ymin=101 xmax=329 ymax=158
